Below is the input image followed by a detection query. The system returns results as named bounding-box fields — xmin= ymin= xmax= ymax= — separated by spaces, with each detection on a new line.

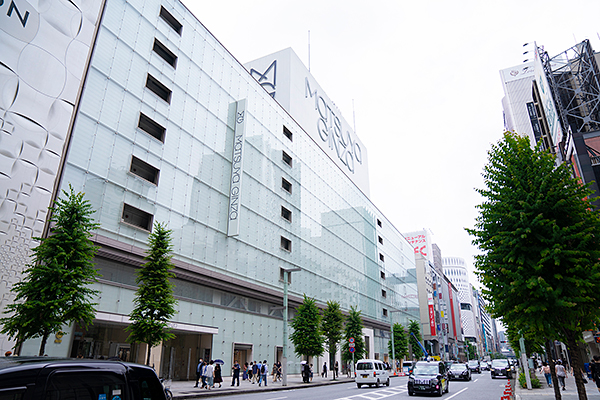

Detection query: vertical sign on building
xmin=448 ymin=282 xmax=457 ymax=339
xmin=227 ymin=99 xmax=247 ymax=236
xmin=428 ymin=297 xmax=436 ymax=336
xmin=533 ymin=42 xmax=563 ymax=149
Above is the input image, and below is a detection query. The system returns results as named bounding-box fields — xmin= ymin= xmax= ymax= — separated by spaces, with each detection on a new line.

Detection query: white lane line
xmin=265 ymin=397 xmax=288 ymax=400
xmin=446 ymin=387 xmax=468 ymax=399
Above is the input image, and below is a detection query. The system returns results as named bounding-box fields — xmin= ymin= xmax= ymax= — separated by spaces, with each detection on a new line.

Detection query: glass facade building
xmin=0 ymin=0 xmax=419 ymax=377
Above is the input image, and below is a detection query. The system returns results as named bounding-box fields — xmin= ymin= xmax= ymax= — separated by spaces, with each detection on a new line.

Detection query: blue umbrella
xmin=214 ymin=359 xmax=225 ymax=365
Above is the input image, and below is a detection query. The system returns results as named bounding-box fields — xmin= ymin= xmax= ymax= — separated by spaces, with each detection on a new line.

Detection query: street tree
xmin=467 ymin=131 xmax=600 ymax=400
xmin=408 ymin=320 xmax=424 ymax=360
xmin=388 ymin=322 xmax=409 ymax=365
xmin=0 ymin=185 xmax=100 ymax=356
xmin=342 ymin=306 xmax=366 ymax=364
xmin=321 ymin=300 xmax=344 ymax=379
xmin=126 ymin=222 xmax=178 ymax=366
xmin=289 ymin=294 xmax=324 ymax=361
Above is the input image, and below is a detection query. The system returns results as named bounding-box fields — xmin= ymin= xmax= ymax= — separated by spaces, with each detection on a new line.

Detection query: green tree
xmin=342 ymin=306 xmax=366 ymax=363
xmin=388 ymin=322 xmax=409 ymax=363
xmin=321 ymin=300 xmax=344 ymax=379
xmin=408 ymin=320 xmax=423 ymax=360
xmin=466 ymin=343 xmax=477 ymax=360
xmin=290 ymin=294 xmax=324 ymax=360
xmin=126 ymin=222 xmax=178 ymax=366
xmin=467 ymin=131 xmax=600 ymax=400
xmin=0 ymin=185 xmax=100 ymax=356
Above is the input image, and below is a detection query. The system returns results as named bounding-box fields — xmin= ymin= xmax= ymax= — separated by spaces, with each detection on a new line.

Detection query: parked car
xmin=0 ymin=357 xmax=167 ymax=400
xmin=448 ymin=363 xmax=471 ymax=381
xmin=356 ymin=359 xmax=390 ymax=388
xmin=490 ymin=358 xmax=513 ymax=379
xmin=467 ymin=360 xmax=481 ymax=373
xmin=407 ymin=360 xmax=449 ymax=396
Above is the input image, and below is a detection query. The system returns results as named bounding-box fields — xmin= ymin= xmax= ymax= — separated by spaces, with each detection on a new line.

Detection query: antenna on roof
xmin=308 ymin=30 xmax=311 ymax=72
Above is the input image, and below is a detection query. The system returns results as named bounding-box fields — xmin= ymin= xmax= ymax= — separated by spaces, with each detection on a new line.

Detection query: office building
xmin=0 ymin=0 xmax=420 ymax=377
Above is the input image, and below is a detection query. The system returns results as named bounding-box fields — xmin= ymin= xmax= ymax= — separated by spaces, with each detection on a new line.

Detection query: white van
xmin=355 ymin=359 xmax=390 ymax=388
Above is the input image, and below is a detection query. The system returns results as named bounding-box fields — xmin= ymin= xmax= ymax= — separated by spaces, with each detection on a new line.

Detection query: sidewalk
xmin=515 ymin=378 xmax=600 ymax=399
xmin=168 ymin=373 xmax=365 ymax=399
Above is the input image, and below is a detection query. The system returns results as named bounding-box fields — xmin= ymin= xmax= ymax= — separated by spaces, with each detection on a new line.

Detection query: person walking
xmin=251 ymin=361 xmax=259 ymax=384
xmin=555 ymin=360 xmax=567 ymax=390
xmin=213 ymin=363 xmax=223 ymax=388
xmin=541 ymin=362 xmax=552 ymax=387
xmin=322 ymin=362 xmax=327 ymax=378
xmin=259 ymin=360 xmax=268 ymax=386
xmin=591 ymin=355 xmax=600 ymax=393
xmin=232 ymin=360 xmax=240 ymax=386
xmin=205 ymin=360 xmax=215 ymax=390
xmin=334 ymin=361 xmax=339 ymax=379
xmin=200 ymin=361 xmax=208 ymax=389
xmin=194 ymin=359 xmax=203 ymax=387
xmin=302 ymin=363 xmax=310 ymax=383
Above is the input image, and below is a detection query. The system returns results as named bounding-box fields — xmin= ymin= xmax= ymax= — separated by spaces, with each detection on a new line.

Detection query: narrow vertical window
xmin=283 ymin=126 xmax=293 ymax=141
xmin=145 ymin=74 xmax=172 ymax=103
xmin=159 ymin=6 xmax=182 ymax=35
xmin=153 ymin=38 xmax=177 ymax=68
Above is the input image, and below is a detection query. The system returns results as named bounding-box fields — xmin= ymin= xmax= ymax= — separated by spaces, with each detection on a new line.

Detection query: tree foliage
xmin=388 ymin=322 xmax=409 ymax=361
xmin=290 ymin=294 xmax=324 ymax=360
xmin=321 ymin=300 xmax=344 ymax=378
xmin=342 ymin=306 xmax=366 ymax=363
xmin=0 ymin=185 xmax=100 ymax=356
xmin=408 ymin=320 xmax=423 ymax=359
xmin=467 ymin=131 xmax=600 ymax=399
xmin=126 ymin=222 xmax=178 ymax=365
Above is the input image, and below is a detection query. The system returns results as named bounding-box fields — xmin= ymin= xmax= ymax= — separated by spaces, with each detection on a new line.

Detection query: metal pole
xmin=390 ymin=317 xmax=396 ymax=375
xmin=282 ymin=271 xmax=289 ymax=386
xmin=519 ymin=336 xmax=532 ymax=390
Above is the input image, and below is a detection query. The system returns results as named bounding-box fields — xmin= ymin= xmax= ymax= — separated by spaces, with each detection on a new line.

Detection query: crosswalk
xmin=333 ymin=386 xmax=407 ymax=400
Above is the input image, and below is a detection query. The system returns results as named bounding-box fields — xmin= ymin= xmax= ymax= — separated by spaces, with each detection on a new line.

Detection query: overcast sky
xmin=185 ymin=1 xmax=600 ymax=288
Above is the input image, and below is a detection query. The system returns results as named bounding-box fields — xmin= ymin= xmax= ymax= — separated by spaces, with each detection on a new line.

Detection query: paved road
xmin=169 ymin=371 xmax=515 ymax=399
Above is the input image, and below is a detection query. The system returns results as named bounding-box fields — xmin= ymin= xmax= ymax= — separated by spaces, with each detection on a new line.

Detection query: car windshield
xmin=356 ymin=362 xmax=373 ymax=370
xmin=492 ymin=359 xmax=509 ymax=367
xmin=413 ymin=365 xmax=439 ymax=375
xmin=450 ymin=364 xmax=466 ymax=371
xmin=468 ymin=361 xmax=478 ymax=366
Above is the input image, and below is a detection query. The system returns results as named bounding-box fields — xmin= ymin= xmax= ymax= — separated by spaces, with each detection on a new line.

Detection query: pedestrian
xmin=555 ymin=360 xmax=567 ymax=390
xmin=322 ymin=362 xmax=327 ymax=378
xmin=334 ymin=361 xmax=339 ymax=379
xmin=232 ymin=360 xmax=241 ymax=386
xmin=252 ymin=361 xmax=259 ymax=384
xmin=200 ymin=361 xmax=208 ymax=389
xmin=256 ymin=360 xmax=263 ymax=385
xmin=205 ymin=360 xmax=215 ymax=390
xmin=541 ymin=362 xmax=552 ymax=387
xmin=310 ymin=363 xmax=314 ymax=381
xmin=243 ymin=362 xmax=249 ymax=381
xmin=214 ymin=363 xmax=223 ymax=388
xmin=259 ymin=360 xmax=268 ymax=386
xmin=194 ymin=358 xmax=203 ymax=387
xmin=302 ymin=363 xmax=310 ymax=383
xmin=275 ymin=361 xmax=282 ymax=382
xmin=591 ymin=355 xmax=600 ymax=393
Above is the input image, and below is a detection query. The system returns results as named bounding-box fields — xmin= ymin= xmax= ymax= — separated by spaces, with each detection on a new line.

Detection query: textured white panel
xmin=0 ymin=0 xmax=106 ymax=353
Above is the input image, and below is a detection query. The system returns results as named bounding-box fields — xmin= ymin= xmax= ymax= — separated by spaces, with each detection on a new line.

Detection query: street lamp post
xmin=389 ymin=310 xmax=403 ymax=375
xmin=281 ymin=267 xmax=301 ymax=387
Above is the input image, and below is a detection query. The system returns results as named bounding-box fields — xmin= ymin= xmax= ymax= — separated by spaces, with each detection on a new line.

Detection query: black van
xmin=0 ymin=357 xmax=166 ymax=400
xmin=407 ymin=360 xmax=449 ymax=396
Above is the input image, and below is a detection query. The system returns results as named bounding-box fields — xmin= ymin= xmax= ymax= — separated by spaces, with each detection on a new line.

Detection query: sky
xmin=184 ymin=1 xmax=600 ymax=288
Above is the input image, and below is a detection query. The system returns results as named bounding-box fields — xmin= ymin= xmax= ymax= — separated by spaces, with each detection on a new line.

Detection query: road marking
xmin=445 ymin=387 xmax=468 ymax=399
xmin=473 ymin=378 xmax=479 ymax=383
xmin=265 ymin=397 xmax=288 ymax=400
xmin=334 ymin=386 xmax=406 ymax=400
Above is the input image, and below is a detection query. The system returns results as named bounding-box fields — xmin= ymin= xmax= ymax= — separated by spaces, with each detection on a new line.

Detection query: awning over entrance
xmin=95 ymin=312 xmax=219 ymax=335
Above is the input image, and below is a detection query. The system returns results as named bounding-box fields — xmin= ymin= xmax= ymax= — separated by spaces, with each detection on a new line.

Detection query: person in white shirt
xmin=259 ymin=360 xmax=269 ymax=386
xmin=205 ymin=360 xmax=215 ymax=390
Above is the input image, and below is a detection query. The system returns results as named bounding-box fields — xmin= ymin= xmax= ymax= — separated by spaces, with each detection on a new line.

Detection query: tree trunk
xmin=564 ymin=330 xmax=588 ymax=400
xmin=546 ymin=339 xmax=562 ymax=400
xmin=39 ymin=332 xmax=49 ymax=357
xmin=146 ymin=343 xmax=151 ymax=366
xmin=329 ymin=344 xmax=336 ymax=380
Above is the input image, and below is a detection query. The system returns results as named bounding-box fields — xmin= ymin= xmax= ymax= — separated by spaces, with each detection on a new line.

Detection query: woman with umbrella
xmin=213 ymin=360 xmax=224 ymax=388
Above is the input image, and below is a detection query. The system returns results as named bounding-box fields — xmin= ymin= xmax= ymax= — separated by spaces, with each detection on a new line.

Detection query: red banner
xmin=448 ymin=283 xmax=457 ymax=339
xmin=428 ymin=304 xmax=436 ymax=336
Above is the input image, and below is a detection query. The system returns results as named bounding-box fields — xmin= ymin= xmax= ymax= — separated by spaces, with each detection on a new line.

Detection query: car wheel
xmin=438 ymin=384 xmax=443 ymax=397
xmin=375 ymin=379 xmax=380 ymax=388
xmin=408 ymin=390 xmax=414 ymax=396
xmin=357 ymin=384 xmax=362 ymax=388
xmin=386 ymin=378 xmax=390 ymax=386
xmin=446 ymin=381 xmax=449 ymax=393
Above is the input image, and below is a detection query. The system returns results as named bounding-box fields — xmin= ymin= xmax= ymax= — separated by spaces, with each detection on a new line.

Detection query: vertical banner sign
xmin=448 ymin=282 xmax=457 ymax=339
xmin=227 ymin=99 xmax=247 ymax=236
xmin=428 ymin=302 xmax=436 ymax=336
